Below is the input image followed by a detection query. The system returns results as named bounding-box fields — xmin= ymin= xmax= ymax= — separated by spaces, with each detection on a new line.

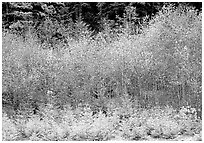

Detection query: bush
xmin=2 ymin=113 xmax=19 ymax=141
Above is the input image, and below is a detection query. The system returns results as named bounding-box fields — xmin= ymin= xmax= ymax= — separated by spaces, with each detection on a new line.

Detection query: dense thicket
xmin=2 ymin=2 xmax=202 ymax=141
xmin=2 ymin=2 xmax=202 ymax=120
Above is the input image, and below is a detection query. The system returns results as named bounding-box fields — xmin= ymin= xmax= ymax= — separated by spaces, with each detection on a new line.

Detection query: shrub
xmin=2 ymin=113 xmax=19 ymax=141
xmin=23 ymin=115 xmax=66 ymax=141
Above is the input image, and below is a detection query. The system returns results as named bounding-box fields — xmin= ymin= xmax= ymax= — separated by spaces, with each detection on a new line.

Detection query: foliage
xmin=2 ymin=113 xmax=19 ymax=141
xmin=2 ymin=2 xmax=201 ymax=43
xmin=2 ymin=3 xmax=202 ymax=116
xmin=2 ymin=3 xmax=202 ymax=141
xmin=2 ymin=104 xmax=202 ymax=141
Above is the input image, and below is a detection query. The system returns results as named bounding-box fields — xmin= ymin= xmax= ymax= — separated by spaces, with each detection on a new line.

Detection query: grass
xmin=2 ymin=4 xmax=202 ymax=141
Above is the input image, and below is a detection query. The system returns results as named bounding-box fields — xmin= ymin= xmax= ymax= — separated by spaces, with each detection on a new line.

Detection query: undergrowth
xmin=2 ymin=105 xmax=202 ymax=141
